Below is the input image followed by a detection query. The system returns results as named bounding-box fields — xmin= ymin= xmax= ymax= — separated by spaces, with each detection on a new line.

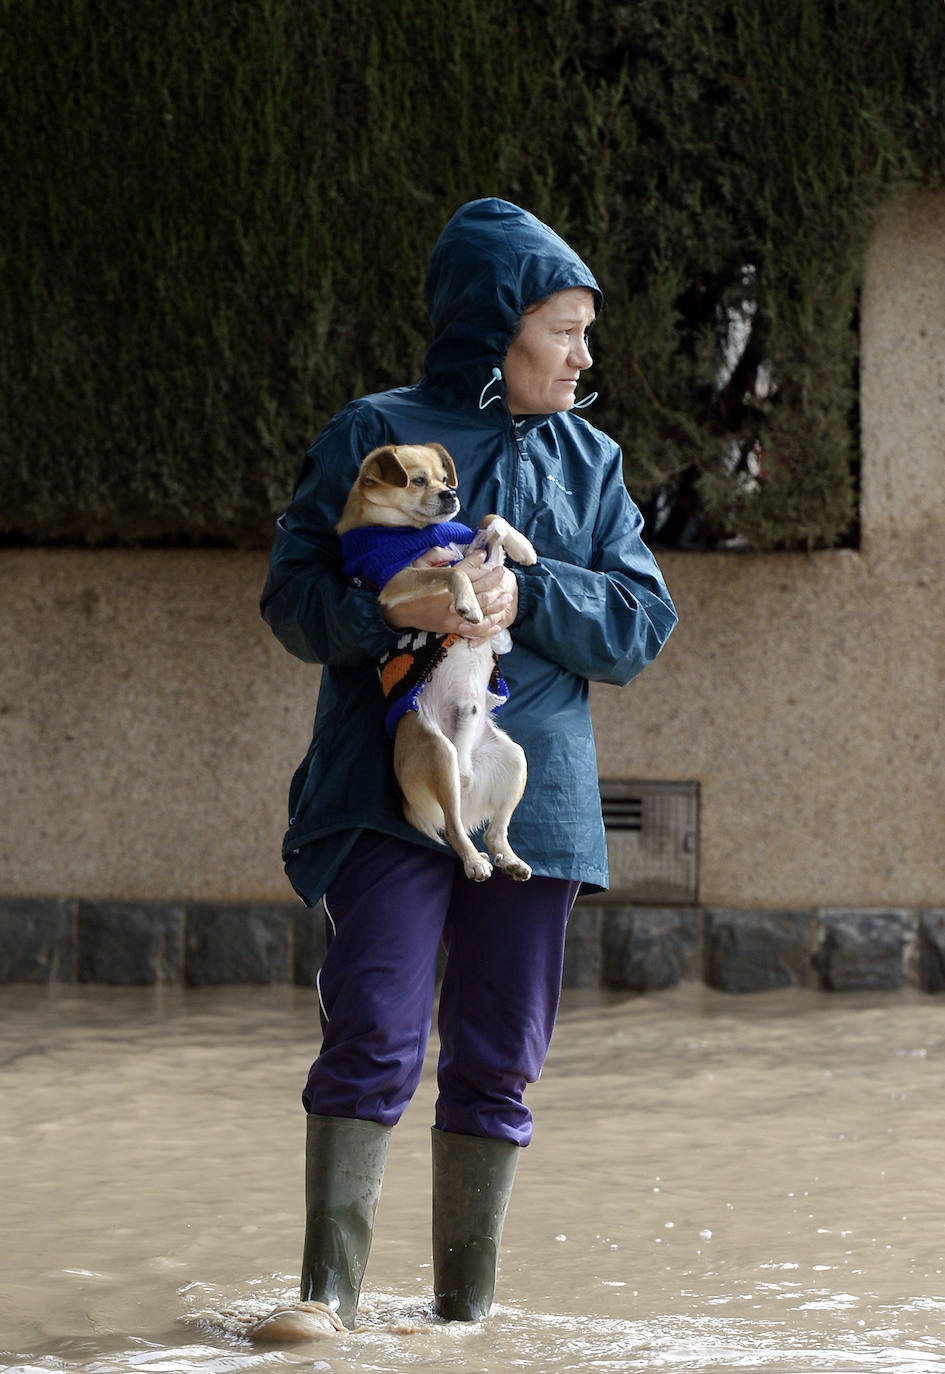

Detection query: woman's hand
xmin=381 ymin=549 xmax=519 ymax=639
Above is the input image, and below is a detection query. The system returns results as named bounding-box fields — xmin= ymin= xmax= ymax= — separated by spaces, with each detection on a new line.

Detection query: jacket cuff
xmin=511 ymin=560 xmax=543 ymax=627
xmin=360 ymin=595 xmax=404 ymax=656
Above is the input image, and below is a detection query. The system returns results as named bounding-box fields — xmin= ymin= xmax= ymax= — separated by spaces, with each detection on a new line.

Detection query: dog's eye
xmin=411 ymin=475 xmax=427 ymax=487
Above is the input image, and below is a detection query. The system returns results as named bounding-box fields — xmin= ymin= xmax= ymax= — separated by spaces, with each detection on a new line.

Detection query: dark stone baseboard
xmin=0 ymin=897 xmax=325 ymax=987
xmin=1 ymin=897 xmax=943 ymax=993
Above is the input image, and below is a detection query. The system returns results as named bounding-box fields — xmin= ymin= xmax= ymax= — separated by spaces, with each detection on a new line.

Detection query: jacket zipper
xmin=508 ymin=417 xmax=530 ymax=529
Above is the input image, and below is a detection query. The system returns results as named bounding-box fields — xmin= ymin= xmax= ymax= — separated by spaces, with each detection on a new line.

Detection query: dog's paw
xmin=503 ymin=533 xmax=537 ymax=567
xmin=451 ymin=570 xmax=485 ymax=624
xmin=464 ymin=853 xmax=493 ymax=882
xmin=454 ymin=595 xmax=484 ymax=625
xmin=494 ymin=853 xmax=532 ymax=881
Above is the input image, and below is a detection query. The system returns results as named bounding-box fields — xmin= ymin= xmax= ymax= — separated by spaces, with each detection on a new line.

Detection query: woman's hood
xmin=422 ymin=198 xmax=603 ymax=408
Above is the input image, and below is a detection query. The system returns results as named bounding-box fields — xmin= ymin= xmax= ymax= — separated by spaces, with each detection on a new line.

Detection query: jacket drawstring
xmin=478 ymin=367 xmax=504 ymax=410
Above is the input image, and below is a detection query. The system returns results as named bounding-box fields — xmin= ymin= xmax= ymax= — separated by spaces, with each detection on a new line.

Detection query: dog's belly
xmin=409 ymin=638 xmax=514 ymax=835
xmin=417 ymin=638 xmax=500 ymax=740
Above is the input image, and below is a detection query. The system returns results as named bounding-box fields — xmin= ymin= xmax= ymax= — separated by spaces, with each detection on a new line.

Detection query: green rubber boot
xmin=431 ymin=1127 xmax=520 ymax=1321
xmin=300 ymin=1113 xmax=392 ymax=1329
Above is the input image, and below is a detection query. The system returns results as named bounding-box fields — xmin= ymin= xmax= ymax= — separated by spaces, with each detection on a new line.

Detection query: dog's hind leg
xmin=394 ymin=713 xmax=493 ymax=882
xmin=478 ymin=728 xmax=531 ymax=882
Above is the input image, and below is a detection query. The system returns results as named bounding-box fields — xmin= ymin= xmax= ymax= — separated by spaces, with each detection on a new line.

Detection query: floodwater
xmin=2 ymin=982 xmax=944 ymax=1374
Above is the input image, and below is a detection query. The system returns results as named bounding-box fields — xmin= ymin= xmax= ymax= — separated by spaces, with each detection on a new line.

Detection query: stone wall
xmin=3 ymin=896 xmax=945 ymax=995
xmin=1 ymin=191 xmax=943 ymax=987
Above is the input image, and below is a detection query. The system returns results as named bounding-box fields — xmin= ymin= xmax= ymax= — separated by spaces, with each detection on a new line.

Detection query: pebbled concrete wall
xmin=1 ymin=192 xmax=943 ymax=928
xmin=0 ymin=549 xmax=311 ymax=902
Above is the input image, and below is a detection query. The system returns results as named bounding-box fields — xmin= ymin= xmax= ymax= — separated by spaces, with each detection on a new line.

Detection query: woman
xmin=259 ymin=198 xmax=677 ymax=1332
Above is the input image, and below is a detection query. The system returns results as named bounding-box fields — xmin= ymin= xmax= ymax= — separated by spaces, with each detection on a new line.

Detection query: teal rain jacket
xmin=261 ymin=199 xmax=677 ymax=898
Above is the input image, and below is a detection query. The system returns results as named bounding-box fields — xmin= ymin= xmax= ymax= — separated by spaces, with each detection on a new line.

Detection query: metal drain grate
xmin=597 ymin=780 xmax=699 ymax=903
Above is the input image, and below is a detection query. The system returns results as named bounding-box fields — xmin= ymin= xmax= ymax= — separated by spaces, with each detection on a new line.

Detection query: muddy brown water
xmin=2 ymin=982 xmax=944 ymax=1373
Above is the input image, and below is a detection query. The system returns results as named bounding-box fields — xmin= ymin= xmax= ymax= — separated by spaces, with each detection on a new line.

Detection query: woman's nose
xmin=570 ymin=336 xmax=593 ymax=369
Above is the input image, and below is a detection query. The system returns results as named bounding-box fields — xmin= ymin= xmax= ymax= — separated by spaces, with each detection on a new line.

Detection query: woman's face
xmin=502 ymin=287 xmax=596 ymax=417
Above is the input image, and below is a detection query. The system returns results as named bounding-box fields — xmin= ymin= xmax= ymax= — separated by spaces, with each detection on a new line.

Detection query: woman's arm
xmin=380 ymin=550 xmax=517 ymax=640
xmin=260 ymin=407 xmax=400 ymax=666
xmin=511 ymin=453 xmax=677 ymax=685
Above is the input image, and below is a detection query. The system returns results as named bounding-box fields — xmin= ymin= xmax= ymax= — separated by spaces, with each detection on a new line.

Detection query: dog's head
xmin=336 ymin=443 xmax=460 ymax=534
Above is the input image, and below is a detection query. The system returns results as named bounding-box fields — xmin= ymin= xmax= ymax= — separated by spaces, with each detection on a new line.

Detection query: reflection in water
xmin=2 ymin=983 xmax=944 ymax=1373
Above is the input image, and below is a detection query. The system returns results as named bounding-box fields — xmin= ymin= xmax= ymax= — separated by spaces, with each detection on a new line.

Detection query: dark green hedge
xmin=2 ymin=0 xmax=943 ymax=548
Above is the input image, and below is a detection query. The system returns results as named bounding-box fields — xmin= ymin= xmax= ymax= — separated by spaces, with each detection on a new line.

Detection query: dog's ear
xmin=426 ymin=442 xmax=457 ymax=488
xmin=361 ymin=445 xmax=410 ymax=489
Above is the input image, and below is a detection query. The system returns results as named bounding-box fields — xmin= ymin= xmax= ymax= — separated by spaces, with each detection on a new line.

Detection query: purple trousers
xmin=301 ymin=830 xmax=579 ymax=1146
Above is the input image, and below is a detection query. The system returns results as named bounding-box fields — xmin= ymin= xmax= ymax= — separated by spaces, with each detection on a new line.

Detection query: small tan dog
xmin=336 ymin=442 xmax=537 ymax=882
